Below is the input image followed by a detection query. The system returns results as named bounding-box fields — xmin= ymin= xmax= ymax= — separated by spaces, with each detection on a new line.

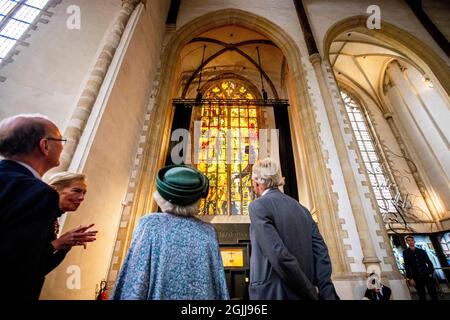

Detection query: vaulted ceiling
xmin=329 ymin=31 xmax=421 ymax=107
xmin=178 ymin=25 xmax=286 ymax=99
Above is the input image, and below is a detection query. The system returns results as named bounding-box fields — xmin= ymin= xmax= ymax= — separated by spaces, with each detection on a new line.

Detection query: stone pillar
xmin=404 ymin=67 xmax=450 ymax=152
xmin=383 ymin=112 xmax=441 ymax=225
xmin=57 ymin=0 xmax=142 ymax=171
xmin=309 ymin=53 xmax=381 ymax=272
xmin=387 ymin=62 xmax=449 ymax=217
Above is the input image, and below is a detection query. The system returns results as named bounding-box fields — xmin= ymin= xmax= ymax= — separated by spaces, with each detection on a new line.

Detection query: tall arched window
xmin=0 ymin=0 xmax=51 ymax=63
xmin=195 ymin=80 xmax=259 ymax=215
xmin=341 ymin=91 xmax=396 ymax=214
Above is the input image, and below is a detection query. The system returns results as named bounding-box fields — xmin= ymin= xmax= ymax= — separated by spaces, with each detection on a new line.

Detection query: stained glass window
xmin=0 ymin=0 xmax=50 ymax=62
xmin=342 ymin=91 xmax=396 ymax=214
xmin=196 ymin=81 xmax=259 ymax=215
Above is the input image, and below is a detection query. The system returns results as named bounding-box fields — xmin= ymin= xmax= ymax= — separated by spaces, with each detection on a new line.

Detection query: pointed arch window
xmin=0 ymin=0 xmax=51 ymax=63
xmin=195 ymin=80 xmax=259 ymax=215
xmin=341 ymin=91 xmax=396 ymax=214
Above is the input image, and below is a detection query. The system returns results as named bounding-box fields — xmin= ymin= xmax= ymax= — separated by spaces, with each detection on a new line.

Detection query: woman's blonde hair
xmin=251 ymin=158 xmax=285 ymax=188
xmin=153 ymin=190 xmax=201 ymax=217
xmin=45 ymin=172 xmax=86 ymax=191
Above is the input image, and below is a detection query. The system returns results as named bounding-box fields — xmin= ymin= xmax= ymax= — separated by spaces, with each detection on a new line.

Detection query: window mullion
xmin=0 ymin=0 xmax=26 ymax=32
xmin=342 ymin=91 xmax=396 ymax=215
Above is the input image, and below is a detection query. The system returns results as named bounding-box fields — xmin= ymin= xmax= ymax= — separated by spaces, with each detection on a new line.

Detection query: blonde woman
xmin=41 ymin=172 xmax=97 ymax=280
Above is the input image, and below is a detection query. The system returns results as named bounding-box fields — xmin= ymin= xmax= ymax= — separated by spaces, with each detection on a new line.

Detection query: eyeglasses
xmin=46 ymin=137 xmax=68 ymax=146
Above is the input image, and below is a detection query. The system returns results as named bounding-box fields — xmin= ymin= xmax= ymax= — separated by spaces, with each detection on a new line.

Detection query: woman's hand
xmin=52 ymin=224 xmax=98 ymax=251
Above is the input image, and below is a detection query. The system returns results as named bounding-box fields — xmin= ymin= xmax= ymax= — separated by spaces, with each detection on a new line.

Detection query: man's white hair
xmin=153 ymin=190 xmax=201 ymax=217
xmin=251 ymin=158 xmax=285 ymax=188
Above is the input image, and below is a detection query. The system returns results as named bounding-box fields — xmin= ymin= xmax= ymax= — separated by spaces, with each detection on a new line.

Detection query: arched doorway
xmin=107 ymin=9 xmax=350 ymax=298
xmin=164 ymin=24 xmax=298 ymax=297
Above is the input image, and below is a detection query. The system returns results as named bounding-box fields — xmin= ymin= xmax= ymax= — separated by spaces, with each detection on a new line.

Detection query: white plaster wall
xmin=0 ymin=0 xmax=122 ymax=128
xmin=334 ymin=279 xmax=366 ymax=300
xmin=304 ymin=0 xmax=449 ymax=64
xmin=405 ymin=66 xmax=450 ymax=170
xmin=385 ymin=86 xmax=449 ymax=215
xmin=387 ymin=64 xmax=450 ymax=213
xmin=177 ymin=0 xmax=309 ymax=58
xmin=40 ymin=0 xmax=171 ymax=299
xmin=389 ymin=279 xmax=411 ymax=300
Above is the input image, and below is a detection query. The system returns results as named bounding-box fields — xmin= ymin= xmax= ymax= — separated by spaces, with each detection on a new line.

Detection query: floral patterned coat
xmin=112 ymin=212 xmax=229 ymax=300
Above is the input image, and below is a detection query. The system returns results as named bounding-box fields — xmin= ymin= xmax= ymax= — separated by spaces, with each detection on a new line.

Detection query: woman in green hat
xmin=112 ymin=165 xmax=229 ymax=300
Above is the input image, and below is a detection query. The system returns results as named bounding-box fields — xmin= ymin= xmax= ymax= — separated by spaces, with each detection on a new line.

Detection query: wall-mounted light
xmin=421 ymin=76 xmax=433 ymax=88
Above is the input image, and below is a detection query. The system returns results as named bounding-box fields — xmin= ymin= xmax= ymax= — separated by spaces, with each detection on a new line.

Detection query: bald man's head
xmin=0 ymin=114 xmax=54 ymax=158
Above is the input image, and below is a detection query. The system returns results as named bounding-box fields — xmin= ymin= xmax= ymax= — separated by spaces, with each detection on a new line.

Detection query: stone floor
xmin=409 ymin=283 xmax=450 ymax=300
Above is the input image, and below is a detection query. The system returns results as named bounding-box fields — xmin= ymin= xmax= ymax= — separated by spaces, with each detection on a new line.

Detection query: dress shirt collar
xmin=11 ymin=160 xmax=41 ymax=179
xmin=262 ymin=188 xmax=278 ymax=197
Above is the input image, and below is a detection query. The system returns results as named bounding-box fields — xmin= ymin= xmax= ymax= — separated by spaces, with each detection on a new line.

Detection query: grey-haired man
xmin=248 ymin=158 xmax=338 ymax=300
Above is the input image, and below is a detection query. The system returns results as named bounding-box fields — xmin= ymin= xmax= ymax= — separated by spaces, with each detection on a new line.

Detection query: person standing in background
xmin=402 ymin=235 xmax=438 ymax=300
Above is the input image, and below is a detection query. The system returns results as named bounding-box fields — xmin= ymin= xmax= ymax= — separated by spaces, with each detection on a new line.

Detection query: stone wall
xmin=0 ymin=0 xmax=122 ymax=128
xmin=40 ymin=0 xmax=171 ymax=299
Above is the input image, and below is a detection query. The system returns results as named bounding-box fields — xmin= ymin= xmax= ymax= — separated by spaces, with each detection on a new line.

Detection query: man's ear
xmin=39 ymin=138 xmax=50 ymax=156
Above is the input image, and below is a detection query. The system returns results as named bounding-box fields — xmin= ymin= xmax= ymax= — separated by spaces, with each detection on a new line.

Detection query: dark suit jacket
xmin=364 ymin=285 xmax=391 ymax=300
xmin=0 ymin=160 xmax=66 ymax=299
xmin=402 ymin=247 xmax=434 ymax=279
xmin=248 ymin=188 xmax=337 ymax=300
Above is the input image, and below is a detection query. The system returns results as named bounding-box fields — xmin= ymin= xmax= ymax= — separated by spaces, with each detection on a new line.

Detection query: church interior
xmin=0 ymin=0 xmax=449 ymax=300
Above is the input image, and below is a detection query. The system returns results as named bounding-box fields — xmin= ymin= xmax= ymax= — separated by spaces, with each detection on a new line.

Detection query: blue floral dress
xmin=112 ymin=212 xmax=229 ymax=300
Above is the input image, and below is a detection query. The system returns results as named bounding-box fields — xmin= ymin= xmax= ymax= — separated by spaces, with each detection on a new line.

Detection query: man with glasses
xmin=0 ymin=114 xmax=65 ymax=299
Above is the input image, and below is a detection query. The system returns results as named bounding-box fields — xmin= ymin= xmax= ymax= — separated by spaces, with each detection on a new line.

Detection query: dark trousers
xmin=414 ymin=276 xmax=438 ymax=300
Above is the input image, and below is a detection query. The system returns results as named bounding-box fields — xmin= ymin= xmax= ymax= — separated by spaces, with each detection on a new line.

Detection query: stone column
xmin=309 ymin=53 xmax=381 ymax=271
xmin=387 ymin=62 xmax=449 ymax=217
xmin=383 ymin=112 xmax=441 ymax=225
xmin=57 ymin=0 xmax=142 ymax=171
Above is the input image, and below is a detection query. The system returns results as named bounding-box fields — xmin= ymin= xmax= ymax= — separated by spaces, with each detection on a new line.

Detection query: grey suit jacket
xmin=249 ymin=188 xmax=337 ymax=300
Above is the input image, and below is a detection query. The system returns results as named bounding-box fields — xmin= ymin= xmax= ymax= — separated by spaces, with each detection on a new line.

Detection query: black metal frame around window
xmin=167 ymin=97 xmax=299 ymax=213
xmin=0 ymin=0 xmax=55 ymax=66
xmin=341 ymin=91 xmax=396 ymax=214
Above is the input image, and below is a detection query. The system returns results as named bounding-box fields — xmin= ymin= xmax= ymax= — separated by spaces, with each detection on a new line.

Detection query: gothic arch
xmin=181 ymin=38 xmax=279 ymax=98
xmin=128 ymin=8 xmax=350 ymax=275
xmin=198 ymin=73 xmax=262 ymax=99
xmin=323 ymin=15 xmax=450 ymax=97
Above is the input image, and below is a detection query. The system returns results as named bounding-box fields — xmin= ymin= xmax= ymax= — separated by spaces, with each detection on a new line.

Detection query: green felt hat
xmin=156 ymin=165 xmax=209 ymax=206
